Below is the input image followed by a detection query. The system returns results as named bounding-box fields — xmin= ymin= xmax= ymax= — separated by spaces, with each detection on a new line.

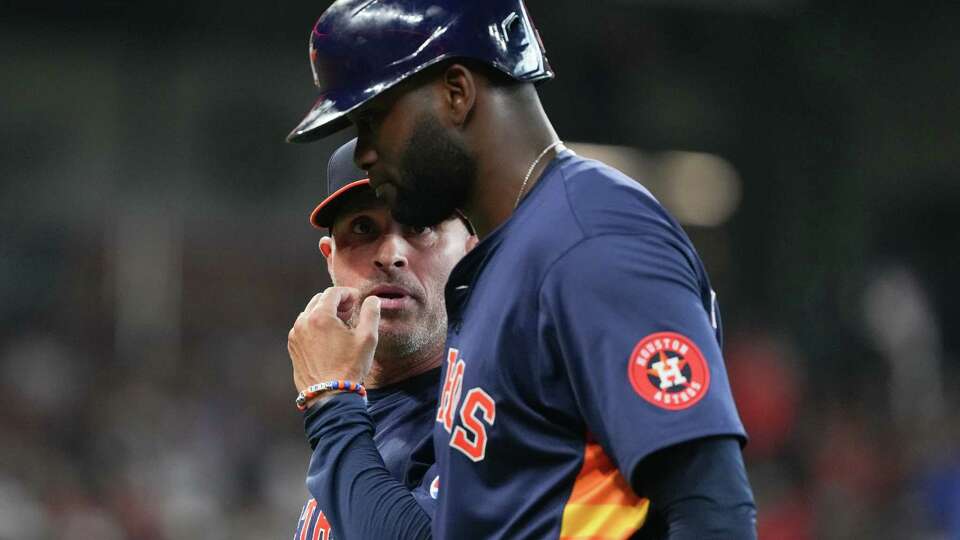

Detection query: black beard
xmin=390 ymin=114 xmax=475 ymax=227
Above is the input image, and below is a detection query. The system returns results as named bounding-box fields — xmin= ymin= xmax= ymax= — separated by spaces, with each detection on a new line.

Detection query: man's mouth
xmin=368 ymin=285 xmax=415 ymax=311
xmin=373 ymin=182 xmax=399 ymax=206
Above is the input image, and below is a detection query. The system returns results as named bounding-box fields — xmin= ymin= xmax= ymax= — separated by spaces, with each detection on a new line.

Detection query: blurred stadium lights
xmin=0 ymin=478 xmax=46 ymax=539
xmin=862 ymin=265 xmax=946 ymax=437
xmin=568 ymin=142 xmax=742 ymax=227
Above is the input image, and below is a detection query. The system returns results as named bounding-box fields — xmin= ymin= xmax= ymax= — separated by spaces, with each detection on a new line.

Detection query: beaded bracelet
xmin=296 ymin=380 xmax=367 ymax=411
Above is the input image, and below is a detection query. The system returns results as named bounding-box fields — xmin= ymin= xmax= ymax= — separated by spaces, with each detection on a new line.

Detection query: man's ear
xmin=440 ymin=63 xmax=477 ymax=127
xmin=319 ymin=236 xmax=334 ymax=258
xmin=465 ymin=234 xmax=479 ymax=254
xmin=319 ymin=236 xmax=335 ymax=279
xmin=320 ymin=236 xmax=336 ymax=263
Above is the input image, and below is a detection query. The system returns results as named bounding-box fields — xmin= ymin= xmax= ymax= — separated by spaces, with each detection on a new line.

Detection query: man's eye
xmin=351 ymin=219 xmax=374 ymax=235
xmin=356 ymin=111 xmax=380 ymax=130
xmin=405 ymin=225 xmax=432 ymax=236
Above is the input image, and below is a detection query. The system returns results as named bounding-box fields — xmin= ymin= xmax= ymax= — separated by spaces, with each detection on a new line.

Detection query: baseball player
xmin=290 ymin=138 xmax=475 ymax=539
xmin=286 ymin=1 xmax=757 ymax=538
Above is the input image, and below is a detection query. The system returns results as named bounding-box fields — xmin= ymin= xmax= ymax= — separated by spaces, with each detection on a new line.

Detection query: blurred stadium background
xmin=2 ymin=0 xmax=958 ymax=538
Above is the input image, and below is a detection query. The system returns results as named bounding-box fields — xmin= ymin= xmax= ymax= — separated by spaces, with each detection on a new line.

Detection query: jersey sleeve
xmin=303 ymin=394 xmax=432 ymax=539
xmin=538 ymin=232 xmax=746 ymax=486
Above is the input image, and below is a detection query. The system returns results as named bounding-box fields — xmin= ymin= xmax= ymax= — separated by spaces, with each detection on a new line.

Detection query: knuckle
xmin=307 ymin=311 xmax=326 ymax=326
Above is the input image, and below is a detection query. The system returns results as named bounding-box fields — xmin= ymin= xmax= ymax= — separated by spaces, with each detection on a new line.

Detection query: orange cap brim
xmin=309 ymin=178 xmax=371 ymax=228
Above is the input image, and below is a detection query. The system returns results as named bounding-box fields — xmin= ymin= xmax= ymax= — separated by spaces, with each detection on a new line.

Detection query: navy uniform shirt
xmin=295 ymin=367 xmax=439 ymax=539
xmin=432 ymin=150 xmax=746 ymax=539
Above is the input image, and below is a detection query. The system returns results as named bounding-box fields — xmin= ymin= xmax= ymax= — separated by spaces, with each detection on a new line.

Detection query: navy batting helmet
xmin=287 ymin=0 xmax=553 ymax=143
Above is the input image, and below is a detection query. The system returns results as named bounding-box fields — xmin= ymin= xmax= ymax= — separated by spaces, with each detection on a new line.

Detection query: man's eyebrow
xmin=332 ymin=201 xmax=385 ymax=226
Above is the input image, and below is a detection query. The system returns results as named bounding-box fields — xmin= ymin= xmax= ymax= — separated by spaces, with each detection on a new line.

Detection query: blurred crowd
xmin=1 ymin=218 xmax=319 ymax=539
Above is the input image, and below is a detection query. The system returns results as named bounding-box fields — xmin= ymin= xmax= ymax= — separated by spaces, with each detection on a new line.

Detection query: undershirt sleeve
xmin=303 ymin=393 xmax=432 ymax=540
xmin=632 ymin=436 xmax=756 ymax=539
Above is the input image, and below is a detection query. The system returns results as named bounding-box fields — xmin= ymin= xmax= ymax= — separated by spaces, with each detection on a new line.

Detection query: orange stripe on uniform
xmin=559 ymin=442 xmax=649 ymax=540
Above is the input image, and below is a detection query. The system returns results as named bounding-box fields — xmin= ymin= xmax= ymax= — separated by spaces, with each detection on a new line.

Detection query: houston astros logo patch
xmin=429 ymin=476 xmax=440 ymax=499
xmin=628 ymin=332 xmax=710 ymax=410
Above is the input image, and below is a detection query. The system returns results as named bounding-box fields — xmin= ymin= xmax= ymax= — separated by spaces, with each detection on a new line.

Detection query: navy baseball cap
xmin=309 ymin=138 xmax=370 ymax=228
xmin=310 ymin=138 xmax=476 ymax=235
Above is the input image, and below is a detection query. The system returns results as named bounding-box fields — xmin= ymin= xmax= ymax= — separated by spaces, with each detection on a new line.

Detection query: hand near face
xmin=288 ymin=287 xmax=381 ymax=398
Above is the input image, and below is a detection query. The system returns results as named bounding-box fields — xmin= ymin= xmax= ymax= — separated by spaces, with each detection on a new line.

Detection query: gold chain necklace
xmin=514 ymin=141 xmax=564 ymax=209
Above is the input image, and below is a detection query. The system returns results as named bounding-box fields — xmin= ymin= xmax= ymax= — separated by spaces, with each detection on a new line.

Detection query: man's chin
xmin=376 ymin=317 xmax=413 ymax=336
xmin=375 ymin=325 xmax=426 ymax=357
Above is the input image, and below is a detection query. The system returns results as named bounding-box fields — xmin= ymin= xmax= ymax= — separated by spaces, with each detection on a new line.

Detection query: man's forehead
xmin=350 ymin=66 xmax=436 ymax=116
xmin=330 ymin=190 xmax=387 ymax=225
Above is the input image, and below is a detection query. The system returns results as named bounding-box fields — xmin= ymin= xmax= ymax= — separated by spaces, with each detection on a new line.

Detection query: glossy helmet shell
xmin=287 ymin=0 xmax=553 ymax=143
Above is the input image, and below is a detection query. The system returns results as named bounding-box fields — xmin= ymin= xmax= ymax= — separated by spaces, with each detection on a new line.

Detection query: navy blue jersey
xmin=431 ymin=151 xmax=747 ymax=539
xmin=295 ymin=368 xmax=439 ymax=539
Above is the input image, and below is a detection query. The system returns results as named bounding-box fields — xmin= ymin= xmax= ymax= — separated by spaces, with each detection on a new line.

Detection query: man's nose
xmin=354 ymin=134 xmax=377 ymax=172
xmin=373 ymin=234 xmax=408 ymax=270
